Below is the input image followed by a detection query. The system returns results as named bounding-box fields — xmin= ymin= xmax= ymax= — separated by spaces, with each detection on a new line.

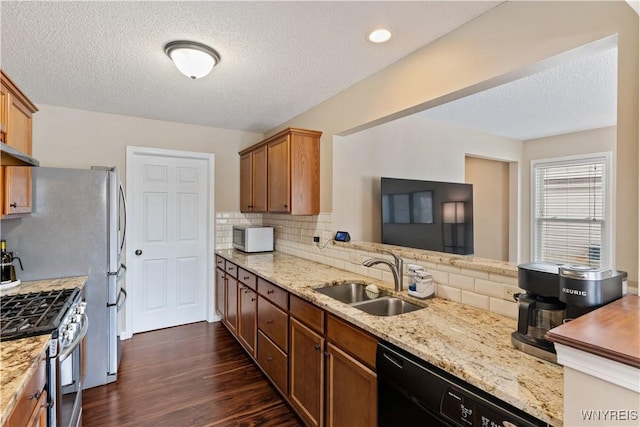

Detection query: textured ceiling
xmin=0 ymin=1 xmax=502 ymax=133
xmin=418 ymin=46 xmax=618 ymax=141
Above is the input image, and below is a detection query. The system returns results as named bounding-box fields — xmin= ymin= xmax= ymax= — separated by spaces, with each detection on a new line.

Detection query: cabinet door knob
xmin=314 ymin=343 xmax=321 ymax=351
xmin=9 ymin=202 xmax=17 ymax=208
xmin=266 ymin=356 xmax=273 ymax=362
xmin=266 ymin=319 xmax=273 ymax=324
xmin=135 ymin=249 xmax=142 ymax=256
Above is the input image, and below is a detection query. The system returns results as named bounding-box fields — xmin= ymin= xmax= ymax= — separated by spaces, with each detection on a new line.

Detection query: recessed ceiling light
xmin=368 ymin=29 xmax=392 ymax=44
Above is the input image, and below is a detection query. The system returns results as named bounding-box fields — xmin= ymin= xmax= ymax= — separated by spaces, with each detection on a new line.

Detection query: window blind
xmin=533 ymin=156 xmax=606 ymax=267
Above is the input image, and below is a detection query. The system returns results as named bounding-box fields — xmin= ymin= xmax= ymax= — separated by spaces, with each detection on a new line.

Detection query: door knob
xmin=135 ymin=249 xmax=142 ymax=256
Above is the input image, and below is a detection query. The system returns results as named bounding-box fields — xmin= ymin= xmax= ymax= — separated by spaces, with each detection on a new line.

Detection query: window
xmin=532 ymin=153 xmax=611 ymax=268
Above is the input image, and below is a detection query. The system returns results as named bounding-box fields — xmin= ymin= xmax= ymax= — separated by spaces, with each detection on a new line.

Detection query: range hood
xmin=1 ymin=142 xmax=39 ymax=166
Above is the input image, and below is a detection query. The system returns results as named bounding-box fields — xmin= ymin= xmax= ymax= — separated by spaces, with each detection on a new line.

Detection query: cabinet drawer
xmin=215 ymin=255 xmax=225 ymax=270
xmin=238 ymin=268 xmax=257 ymax=290
xmin=326 ymin=314 xmax=378 ymax=370
xmin=257 ymin=296 xmax=288 ymax=351
xmin=6 ymin=352 xmax=46 ymax=427
xmin=289 ymin=294 xmax=324 ymax=334
xmin=257 ymin=330 xmax=288 ymax=395
xmin=257 ymin=277 xmax=288 ymax=310
xmin=225 ymin=261 xmax=238 ymax=278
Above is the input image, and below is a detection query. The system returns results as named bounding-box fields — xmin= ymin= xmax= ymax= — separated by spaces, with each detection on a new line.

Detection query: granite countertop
xmin=216 ymin=249 xmax=564 ymax=426
xmin=0 ymin=276 xmax=87 ymax=424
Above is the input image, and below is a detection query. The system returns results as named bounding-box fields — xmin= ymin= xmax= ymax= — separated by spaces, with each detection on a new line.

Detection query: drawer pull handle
xmin=29 ymin=390 xmax=42 ymax=400
xmin=244 ymin=276 xmax=250 ymax=280
xmin=267 ymin=290 xmax=274 ymax=295
xmin=251 ymin=298 xmax=256 ymax=302
xmin=266 ymin=320 xmax=273 ymax=324
xmin=267 ymin=356 xmax=273 ymax=362
xmin=10 ymin=202 xmax=17 ymax=208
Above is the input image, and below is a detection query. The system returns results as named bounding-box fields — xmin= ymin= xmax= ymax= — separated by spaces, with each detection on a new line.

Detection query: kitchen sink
xmin=351 ymin=297 xmax=423 ymax=316
xmin=314 ymin=282 xmax=373 ymax=304
xmin=314 ymin=283 xmax=424 ymax=316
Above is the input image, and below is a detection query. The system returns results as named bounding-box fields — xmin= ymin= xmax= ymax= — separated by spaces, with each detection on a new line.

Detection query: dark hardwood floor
xmin=83 ymin=321 xmax=303 ymax=427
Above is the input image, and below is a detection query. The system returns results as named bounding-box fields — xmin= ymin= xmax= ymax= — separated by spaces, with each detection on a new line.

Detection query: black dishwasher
xmin=377 ymin=341 xmax=550 ymax=427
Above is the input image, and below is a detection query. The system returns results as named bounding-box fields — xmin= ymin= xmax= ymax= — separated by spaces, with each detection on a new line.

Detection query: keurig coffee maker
xmin=511 ymin=262 xmax=627 ymax=363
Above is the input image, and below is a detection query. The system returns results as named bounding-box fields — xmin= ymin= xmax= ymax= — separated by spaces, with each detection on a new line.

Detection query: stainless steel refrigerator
xmin=1 ymin=166 xmax=127 ymax=389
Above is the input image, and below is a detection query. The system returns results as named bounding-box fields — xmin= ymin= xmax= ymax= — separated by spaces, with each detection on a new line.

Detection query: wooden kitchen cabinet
xmin=215 ymin=267 xmax=226 ymax=318
xmin=237 ymin=284 xmax=257 ymax=355
xmin=4 ymin=352 xmax=47 ymax=427
xmin=257 ymin=330 xmax=289 ymax=395
xmin=325 ymin=314 xmax=377 ymax=427
xmin=289 ymin=317 xmax=324 ymax=427
xmin=240 ymin=145 xmax=267 ymax=212
xmin=224 ymin=276 xmax=238 ymax=335
xmin=239 ymin=127 xmax=321 ymax=215
xmin=257 ymin=295 xmax=288 ymax=351
xmin=1 ymin=70 xmax=38 ymax=217
xmin=325 ymin=343 xmax=376 ymax=427
xmin=217 ymin=255 xmax=378 ymax=427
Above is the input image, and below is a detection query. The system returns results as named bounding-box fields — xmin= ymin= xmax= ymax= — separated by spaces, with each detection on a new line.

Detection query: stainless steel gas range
xmin=1 ymin=288 xmax=87 ymax=427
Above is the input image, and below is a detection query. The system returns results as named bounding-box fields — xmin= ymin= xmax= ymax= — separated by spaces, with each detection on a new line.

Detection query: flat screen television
xmin=381 ymin=177 xmax=474 ymax=255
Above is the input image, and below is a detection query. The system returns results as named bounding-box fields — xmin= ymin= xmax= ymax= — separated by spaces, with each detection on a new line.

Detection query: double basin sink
xmin=314 ymin=282 xmax=424 ymax=316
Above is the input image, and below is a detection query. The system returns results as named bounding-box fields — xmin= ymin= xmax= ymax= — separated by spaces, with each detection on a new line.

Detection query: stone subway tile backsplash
xmin=215 ymin=211 xmax=519 ymax=318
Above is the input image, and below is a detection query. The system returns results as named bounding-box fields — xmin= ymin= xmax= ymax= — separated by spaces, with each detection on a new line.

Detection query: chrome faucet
xmin=362 ymin=250 xmax=404 ymax=291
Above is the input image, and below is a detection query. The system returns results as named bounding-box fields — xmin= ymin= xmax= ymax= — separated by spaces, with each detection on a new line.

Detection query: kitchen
xmin=1 ymin=1 xmax=639 ymax=427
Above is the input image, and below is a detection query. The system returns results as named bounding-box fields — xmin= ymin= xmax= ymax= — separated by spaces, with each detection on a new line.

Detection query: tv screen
xmin=381 ymin=177 xmax=474 ymax=255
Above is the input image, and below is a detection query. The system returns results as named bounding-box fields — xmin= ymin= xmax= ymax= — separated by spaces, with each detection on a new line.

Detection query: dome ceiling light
xmin=368 ymin=29 xmax=392 ymax=43
xmin=164 ymin=40 xmax=221 ymax=79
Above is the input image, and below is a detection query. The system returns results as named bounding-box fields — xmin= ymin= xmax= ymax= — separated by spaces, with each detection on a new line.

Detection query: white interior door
xmin=128 ymin=147 xmax=214 ymax=334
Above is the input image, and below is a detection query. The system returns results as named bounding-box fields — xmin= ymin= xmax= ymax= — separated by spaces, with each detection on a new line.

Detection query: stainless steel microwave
xmin=232 ymin=226 xmax=274 ymax=253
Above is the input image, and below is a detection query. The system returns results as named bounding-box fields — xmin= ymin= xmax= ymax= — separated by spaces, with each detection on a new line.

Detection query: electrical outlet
xmin=313 ymin=236 xmax=320 ymax=243
xmin=503 ymin=287 xmax=519 ymax=301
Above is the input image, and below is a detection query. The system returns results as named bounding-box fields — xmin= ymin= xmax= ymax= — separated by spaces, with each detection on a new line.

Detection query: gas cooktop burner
xmin=0 ymin=288 xmax=80 ymax=341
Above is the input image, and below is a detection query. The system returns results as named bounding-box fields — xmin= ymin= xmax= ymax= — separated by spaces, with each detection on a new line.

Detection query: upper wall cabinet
xmin=240 ymin=145 xmax=268 ymax=213
xmin=239 ymin=128 xmax=321 ymax=215
xmin=1 ymin=70 xmax=38 ymax=217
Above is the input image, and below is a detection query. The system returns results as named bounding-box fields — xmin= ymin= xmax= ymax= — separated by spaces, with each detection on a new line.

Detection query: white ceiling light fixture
xmin=164 ymin=40 xmax=220 ymax=79
xmin=368 ymin=29 xmax=392 ymax=43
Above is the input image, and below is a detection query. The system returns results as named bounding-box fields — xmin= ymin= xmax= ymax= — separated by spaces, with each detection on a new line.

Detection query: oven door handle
xmin=58 ymin=314 xmax=89 ymax=362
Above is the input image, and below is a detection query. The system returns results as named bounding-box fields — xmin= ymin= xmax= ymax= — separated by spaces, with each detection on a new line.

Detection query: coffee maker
xmin=511 ymin=262 xmax=627 ymax=363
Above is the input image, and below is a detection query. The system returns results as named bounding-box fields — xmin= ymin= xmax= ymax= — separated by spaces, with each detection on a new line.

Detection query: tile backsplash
xmin=215 ymin=211 xmax=519 ymax=318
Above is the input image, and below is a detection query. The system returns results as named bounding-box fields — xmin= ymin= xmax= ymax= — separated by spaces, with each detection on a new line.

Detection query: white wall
xmin=332 ymin=115 xmax=522 ymax=243
xmin=32 ymin=104 xmax=263 ymax=211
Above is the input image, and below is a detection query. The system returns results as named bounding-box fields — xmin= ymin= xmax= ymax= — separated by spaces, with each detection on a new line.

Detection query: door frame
xmin=122 ymin=146 xmax=219 ymax=340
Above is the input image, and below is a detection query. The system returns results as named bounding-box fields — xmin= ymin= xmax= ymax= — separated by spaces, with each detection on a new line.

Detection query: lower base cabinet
xmin=238 ymin=285 xmax=257 ymax=355
xmin=5 ymin=352 xmax=47 ymax=427
xmin=217 ymin=257 xmax=378 ymax=427
xmin=325 ymin=343 xmax=377 ymax=427
xmin=256 ymin=330 xmax=288 ymax=395
xmin=289 ymin=317 xmax=324 ymax=427
xmin=215 ymin=268 xmax=226 ymax=318
xmin=224 ymin=276 xmax=238 ymax=335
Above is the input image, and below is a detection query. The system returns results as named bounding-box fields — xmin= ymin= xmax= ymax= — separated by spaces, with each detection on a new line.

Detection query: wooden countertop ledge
xmin=546 ymin=295 xmax=640 ymax=368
